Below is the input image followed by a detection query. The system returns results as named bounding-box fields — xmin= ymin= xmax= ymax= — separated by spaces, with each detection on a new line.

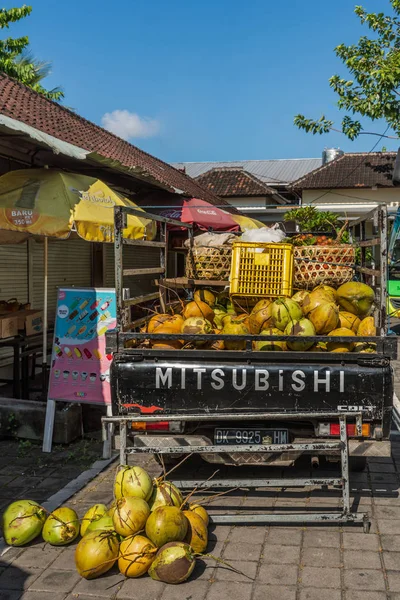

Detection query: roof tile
xmin=0 ymin=73 xmax=222 ymax=205
xmin=196 ymin=167 xmax=275 ymax=197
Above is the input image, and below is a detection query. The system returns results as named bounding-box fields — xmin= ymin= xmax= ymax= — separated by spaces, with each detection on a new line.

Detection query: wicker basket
xmin=186 ymin=246 xmax=232 ymax=281
xmin=294 ymin=244 xmax=355 ymax=289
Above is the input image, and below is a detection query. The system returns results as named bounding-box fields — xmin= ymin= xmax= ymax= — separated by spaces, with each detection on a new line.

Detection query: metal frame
xmin=113 ymin=205 xmax=193 ymax=329
xmin=102 ymin=411 xmax=370 ymax=531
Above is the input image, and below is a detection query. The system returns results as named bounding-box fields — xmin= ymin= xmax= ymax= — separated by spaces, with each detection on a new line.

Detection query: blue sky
xmin=4 ymin=0 xmax=398 ymax=162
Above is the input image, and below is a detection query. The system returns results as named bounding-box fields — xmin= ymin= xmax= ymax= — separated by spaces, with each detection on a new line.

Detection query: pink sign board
xmin=48 ymin=288 xmax=116 ymax=405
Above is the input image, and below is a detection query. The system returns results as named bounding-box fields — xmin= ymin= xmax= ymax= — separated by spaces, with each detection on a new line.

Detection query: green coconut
xmin=148 ymin=541 xmax=196 ymax=584
xmin=114 ymin=465 xmax=153 ymax=501
xmin=112 ymin=497 xmax=150 ymax=537
xmin=284 ymin=318 xmax=316 ymax=351
xmin=85 ymin=515 xmax=115 ymax=535
xmin=253 ymin=327 xmax=286 ymax=351
xmin=80 ymin=504 xmax=108 ymax=536
xmin=2 ymin=500 xmax=47 ymax=547
xmin=149 ymin=481 xmax=184 ymax=511
xmin=42 ymin=507 xmax=79 ymax=546
xmin=271 ymin=298 xmax=303 ymax=331
xmin=145 ymin=506 xmax=188 ymax=548
xmin=75 ymin=530 xmax=120 ymax=579
xmin=336 ymin=282 xmax=375 ymax=317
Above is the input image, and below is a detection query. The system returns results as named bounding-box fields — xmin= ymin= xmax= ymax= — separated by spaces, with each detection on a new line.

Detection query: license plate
xmin=214 ymin=428 xmax=289 ymax=445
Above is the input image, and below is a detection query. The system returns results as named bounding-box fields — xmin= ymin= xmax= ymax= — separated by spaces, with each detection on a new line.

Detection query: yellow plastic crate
xmin=230 ymin=242 xmax=294 ymax=299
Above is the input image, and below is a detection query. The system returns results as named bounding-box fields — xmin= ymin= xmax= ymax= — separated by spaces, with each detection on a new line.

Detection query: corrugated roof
xmin=173 ymin=158 xmax=322 ymax=185
xmin=0 ymin=73 xmax=222 ymax=205
xmin=292 ymin=152 xmax=397 ymax=190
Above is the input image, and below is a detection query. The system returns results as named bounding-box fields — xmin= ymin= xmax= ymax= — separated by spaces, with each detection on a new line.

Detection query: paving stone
xmin=300 ymin=567 xmax=341 ymax=588
xmin=382 ymin=551 xmax=400 ymax=570
xmin=12 ymin=547 xmax=59 ymax=570
xmin=258 ymin=563 xmax=298 ymax=585
xmin=302 ymin=530 xmax=340 ymax=548
xmin=375 ymin=506 xmax=400 ymax=519
xmin=0 ymin=566 xmax=42 ymax=590
xmin=0 ymin=591 xmax=23 ymax=600
xmin=387 ymin=570 xmax=400 ymax=592
xmin=302 ymin=546 xmax=341 ymax=567
xmin=49 ymin=547 xmax=77 ymax=571
xmin=28 ymin=568 xmax=80 ymax=593
xmin=343 ymin=568 xmax=386 ymax=591
xmin=343 ymin=549 xmax=382 ymax=570
xmin=205 ymin=581 xmax=252 ymax=600
xmin=344 ymin=592 xmax=388 ymax=600
xmin=161 ymin=579 xmax=208 ymax=600
xmin=342 ymin=532 xmax=380 ymax=550
xmin=116 ymin=575 xmax=166 ymax=599
xmin=253 ymin=585 xmax=296 ymax=600
xmin=19 ymin=592 xmax=68 ymax=600
xmin=222 ymin=541 xmax=262 ymax=562
xmin=229 ymin=526 xmax=267 ymax=545
xmin=214 ymin=560 xmax=257 ymax=583
xmin=299 ymin=589 xmax=341 ymax=600
xmin=260 ymin=544 xmax=301 ymax=565
xmin=265 ymin=528 xmax=303 ymax=546
xmin=72 ymin=568 xmax=125 ymax=597
xmin=378 ymin=519 xmax=400 ymax=534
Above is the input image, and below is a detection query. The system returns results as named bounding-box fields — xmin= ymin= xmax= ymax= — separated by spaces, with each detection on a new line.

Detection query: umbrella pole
xmin=42 ymin=236 xmax=48 ymax=397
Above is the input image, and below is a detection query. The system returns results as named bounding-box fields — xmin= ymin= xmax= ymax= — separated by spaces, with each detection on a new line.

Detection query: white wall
xmin=302 ymin=188 xmax=400 ymax=217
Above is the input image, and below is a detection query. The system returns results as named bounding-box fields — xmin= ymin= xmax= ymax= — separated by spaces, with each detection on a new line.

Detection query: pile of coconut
xmin=2 ymin=466 xmax=213 ymax=584
xmin=142 ymin=282 xmax=377 ymax=352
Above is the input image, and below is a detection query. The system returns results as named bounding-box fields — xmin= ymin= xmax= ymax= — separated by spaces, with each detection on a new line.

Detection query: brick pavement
xmin=1 ymin=447 xmax=400 ymax=600
xmin=1 ymin=351 xmax=400 ymax=599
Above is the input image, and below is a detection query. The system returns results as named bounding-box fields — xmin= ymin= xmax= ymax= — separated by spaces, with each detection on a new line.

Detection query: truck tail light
xmin=327 ymin=423 xmax=370 ymax=437
xmin=131 ymin=421 xmax=183 ymax=432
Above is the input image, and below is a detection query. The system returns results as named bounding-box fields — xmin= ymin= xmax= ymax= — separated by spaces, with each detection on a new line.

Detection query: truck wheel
xmin=349 ymin=457 xmax=367 ymax=472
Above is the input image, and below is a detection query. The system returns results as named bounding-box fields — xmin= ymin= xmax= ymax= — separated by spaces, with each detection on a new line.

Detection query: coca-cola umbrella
xmin=159 ymin=198 xmax=240 ymax=232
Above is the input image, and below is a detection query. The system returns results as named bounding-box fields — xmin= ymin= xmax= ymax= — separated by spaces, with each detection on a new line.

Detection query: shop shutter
xmin=0 ymin=242 xmax=28 ymax=304
xmin=31 ymin=235 xmax=92 ymax=321
xmin=103 ymin=244 xmax=160 ymax=297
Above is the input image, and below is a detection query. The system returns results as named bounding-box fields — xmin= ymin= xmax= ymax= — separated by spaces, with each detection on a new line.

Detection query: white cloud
xmin=101 ymin=109 xmax=160 ymax=140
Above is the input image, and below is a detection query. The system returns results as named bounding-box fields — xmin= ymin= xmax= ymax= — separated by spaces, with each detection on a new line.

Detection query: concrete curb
xmin=0 ymin=453 xmax=118 ymax=557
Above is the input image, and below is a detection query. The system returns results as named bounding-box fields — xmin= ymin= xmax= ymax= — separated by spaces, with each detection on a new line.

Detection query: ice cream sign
xmin=48 ymin=287 xmax=116 ymax=405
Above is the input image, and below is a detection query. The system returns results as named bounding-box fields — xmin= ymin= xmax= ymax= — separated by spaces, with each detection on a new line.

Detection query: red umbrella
xmin=160 ymin=198 xmax=240 ymax=232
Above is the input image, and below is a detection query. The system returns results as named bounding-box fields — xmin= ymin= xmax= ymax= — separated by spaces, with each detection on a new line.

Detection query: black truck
xmin=105 ymin=204 xmax=396 ymax=478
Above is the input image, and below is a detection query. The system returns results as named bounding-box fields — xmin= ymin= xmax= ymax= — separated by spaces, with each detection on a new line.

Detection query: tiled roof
xmin=195 ymin=167 xmax=275 ymax=197
xmin=0 ymin=73 xmax=222 ymax=204
xmin=292 ymin=152 xmax=397 ymax=190
xmin=173 ymin=158 xmax=322 ymax=185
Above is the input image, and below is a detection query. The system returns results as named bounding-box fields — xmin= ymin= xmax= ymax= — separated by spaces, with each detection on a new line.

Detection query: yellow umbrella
xmin=0 ymin=168 xmax=156 ymax=242
xmin=230 ymin=214 xmax=265 ymax=230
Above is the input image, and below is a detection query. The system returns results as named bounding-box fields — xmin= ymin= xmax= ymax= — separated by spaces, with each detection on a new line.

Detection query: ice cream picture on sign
xmin=48 ymin=288 xmax=116 ymax=405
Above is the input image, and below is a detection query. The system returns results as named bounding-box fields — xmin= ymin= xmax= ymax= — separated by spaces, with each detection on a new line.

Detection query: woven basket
xmin=294 ymin=244 xmax=355 ymax=289
xmin=186 ymin=246 xmax=232 ymax=281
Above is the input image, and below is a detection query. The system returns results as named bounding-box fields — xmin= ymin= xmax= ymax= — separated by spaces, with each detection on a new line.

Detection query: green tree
xmin=0 ymin=5 xmax=64 ymax=101
xmin=294 ymin=1 xmax=400 ymax=140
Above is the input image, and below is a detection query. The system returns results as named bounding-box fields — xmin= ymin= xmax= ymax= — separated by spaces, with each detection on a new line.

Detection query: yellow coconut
xmin=147 ymin=314 xmax=171 ymax=334
xmin=312 ymin=285 xmax=337 ymax=301
xmin=339 ymin=311 xmax=361 ymax=333
xmin=327 ymin=328 xmax=356 ymax=353
xmin=194 ymin=289 xmax=216 ymax=307
xmin=357 ymin=316 xmax=376 ymax=336
xmin=222 ymin=321 xmax=249 ymax=350
xmin=183 ymin=300 xmax=215 ymax=324
xmin=189 ymin=504 xmax=209 ymax=526
xmin=254 ymin=328 xmax=287 ymax=351
xmin=154 ymin=315 xmax=184 ymax=333
xmin=302 ymin=289 xmax=334 ymax=317
xmin=151 ymin=325 xmax=183 ymax=350
xmin=291 ymin=290 xmax=310 ymax=306
xmin=250 ymin=303 xmax=274 ymax=334
xmin=309 ymin=303 xmax=340 ymax=335
xmin=183 ymin=510 xmax=208 ymax=553
xmin=336 ymin=282 xmax=375 ymax=317
xmin=118 ymin=534 xmax=157 ymax=578
xmin=354 ymin=342 xmax=377 ymax=353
